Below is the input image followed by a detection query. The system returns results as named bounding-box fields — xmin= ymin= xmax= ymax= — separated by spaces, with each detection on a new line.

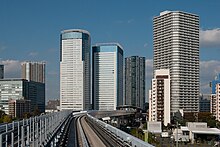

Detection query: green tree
xmin=0 ymin=110 xmax=6 ymax=123
xmin=32 ymin=106 xmax=41 ymax=116
xmin=3 ymin=115 xmax=12 ymax=123
xmin=198 ymin=112 xmax=218 ymax=127
xmin=23 ymin=112 xmax=32 ymax=119
xmin=0 ymin=110 xmax=5 ymax=117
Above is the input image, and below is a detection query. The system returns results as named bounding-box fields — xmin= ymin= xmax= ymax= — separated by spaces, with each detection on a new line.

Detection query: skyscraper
xmin=0 ymin=65 xmax=4 ymax=79
xmin=60 ymin=29 xmax=91 ymax=110
xmin=92 ymin=43 xmax=123 ymax=110
xmin=153 ymin=11 xmax=199 ymax=113
xmin=21 ymin=61 xmax=45 ymax=83
xmin=125 ymin=56 xmax=145 ymax=109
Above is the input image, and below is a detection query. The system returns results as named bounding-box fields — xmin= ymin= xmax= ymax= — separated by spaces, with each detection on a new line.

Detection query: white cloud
xmin=0 ymin=60 xmax=21 ymax=78
xmin=200 ymin=60 xmax=220 ymax=93
xmin=145 ymin=59 xmax=220 ymax=94
xmin=0 ymin=45 xmax=6 ymax=52
xmin=127 ymin=19 xmax=134 ymax=24
xmin=28 ymin=52 xmax=38 ymax=57
xmin=115 ymin=19 xmax=134 ymax=24
xmin=144 ymin=43 xmax=148 ymax=48
xmin=200 ymin=28 xmax=220 ymax=48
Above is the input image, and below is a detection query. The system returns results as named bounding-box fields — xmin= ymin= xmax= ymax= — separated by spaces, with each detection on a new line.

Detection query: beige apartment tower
xmin=149 ymin=69 xmax=170 ymax=126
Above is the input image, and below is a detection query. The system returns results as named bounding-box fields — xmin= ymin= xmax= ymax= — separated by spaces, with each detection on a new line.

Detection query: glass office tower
xmin=92 ymin=43 xmax=123 ymax=110
xmin=60 ymin=29 xmax=91 ymax=110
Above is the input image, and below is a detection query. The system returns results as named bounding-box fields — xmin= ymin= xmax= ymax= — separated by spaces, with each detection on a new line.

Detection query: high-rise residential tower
xmin=125 ymin=56 xmax=145 ymax=109
xmin=21 ymin=61 xmax=45 ymax=83
xmin=153 ymin=11 xmax=199 ymax=113
xmin=60 ymin=29 xmax=91 ymax=110
xmin=92 ymin=43 xmax=123 ymax=110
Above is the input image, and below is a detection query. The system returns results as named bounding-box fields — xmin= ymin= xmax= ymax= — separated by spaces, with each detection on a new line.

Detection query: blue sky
xmin=0 ymin=0 xmax=220 ymax=101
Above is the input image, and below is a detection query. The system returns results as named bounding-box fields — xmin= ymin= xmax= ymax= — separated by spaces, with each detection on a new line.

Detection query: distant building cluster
xmin=60 ymin=29 xmax=146 ymax=111
xmin=59 ymin=11 xmax=220 ymax=126
xmin=1 ymin=9 xmax=219 ymax=127
xmin=0 ymin=62 xmax=45 ymax=118
xmin=45 ymin=99 xmax=60 ymax=112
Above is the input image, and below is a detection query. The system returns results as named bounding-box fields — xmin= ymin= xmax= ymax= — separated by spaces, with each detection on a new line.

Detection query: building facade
xmin=46 ymin=99 xmax=60 ymax=110
xmin=92 ymin=43 xmax=123 ymax=110
xmin=153 ymin=11 xmax=200 ymax=113
xmin=211 ymin=83 xmax=220 ymax=121
xmin=211 ymin=74 xmax=220 ymax=94
xmin=125 ymin=56 xmax=145 ymax=109
xmin=9 ymin=99 xmax=31 ymax=118
xmin=0 ymin=79 xmax=45 ymax=114
xmin=199 ymin=94 xmax=210 ymax=112
xmin=21 ymin=61 xmax=45 ymax=83
xmin=60 ymin=29 xmax=91 ymax=110
xmin=149 ymin=69 xmax=170 ymax=126
xmin=28 ymin=80 xmax=45 ymax=113
xmin=0 ymin=65 xmax=4 ymax=79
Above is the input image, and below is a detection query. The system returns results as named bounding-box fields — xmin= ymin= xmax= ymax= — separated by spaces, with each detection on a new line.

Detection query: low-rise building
xmin=45 ymin=99 xmax=60 ymax=112
xmin=173 ymin=122 xmax=220 ymax=144
xmin=9 ymin=99 xmax=31 ymax=118
xmin=199 ymin=94 xmax=210 ymax=112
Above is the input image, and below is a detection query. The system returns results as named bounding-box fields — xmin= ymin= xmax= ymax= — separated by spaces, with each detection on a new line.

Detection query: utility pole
xmin=176 ymin=121 xmax=178 ymax=147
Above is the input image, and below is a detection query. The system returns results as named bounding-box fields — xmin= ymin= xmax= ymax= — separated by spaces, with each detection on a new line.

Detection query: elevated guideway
xmin=66 ymin=111 xmax=154 ymax=147
xmin=0 ymin=110 xmax=154 ymax=147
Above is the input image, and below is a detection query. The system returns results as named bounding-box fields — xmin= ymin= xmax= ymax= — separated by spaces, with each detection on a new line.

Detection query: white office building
xmin=60 ymin=29 xmax=91 ymax=110
xmin=92 ymin=43 xmax=123 ymax=110
xmin=149 ymin=69 xmax=170 ymax=126
xmin=153 ymin=11 xmax=200 ymax=113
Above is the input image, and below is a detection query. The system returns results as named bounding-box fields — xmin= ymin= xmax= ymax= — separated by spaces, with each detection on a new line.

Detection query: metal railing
xmin=0 ymin=110 xmax=72 ymax=147
xmin=87 ymin=114 xmax=154 ymax=147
